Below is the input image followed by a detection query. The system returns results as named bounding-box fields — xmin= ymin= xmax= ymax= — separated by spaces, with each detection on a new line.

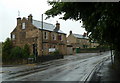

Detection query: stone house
xmin=90 ymin=41 xmax=99 ymax=48
xmin=67 ymin=31 xmax=99 ymax=54
xmin=66 ymin=44 xmax=73 ymax=55
xmin=67 ymin=31 xmax=90 ymax=48
xmin=67 ymin=31 xmax=90 ymax=53
xmin=11 ymin=14 xmax=67 ymax=57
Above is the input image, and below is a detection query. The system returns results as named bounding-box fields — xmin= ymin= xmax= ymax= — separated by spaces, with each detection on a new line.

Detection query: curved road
xmin=2 ymin=51 xmax=111 ymax=81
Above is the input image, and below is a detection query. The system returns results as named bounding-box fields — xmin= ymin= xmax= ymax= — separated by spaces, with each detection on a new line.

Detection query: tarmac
xmin=90 ymin=59 xmax=120 ymax=82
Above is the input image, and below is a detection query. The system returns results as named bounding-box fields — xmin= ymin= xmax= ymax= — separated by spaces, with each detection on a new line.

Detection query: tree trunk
xmin=111 ymin=49 xmax=113 ymax=65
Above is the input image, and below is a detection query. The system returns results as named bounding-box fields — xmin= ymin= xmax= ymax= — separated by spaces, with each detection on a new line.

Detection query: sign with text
xmin=49 ymin=48 xmax=56 ymax=52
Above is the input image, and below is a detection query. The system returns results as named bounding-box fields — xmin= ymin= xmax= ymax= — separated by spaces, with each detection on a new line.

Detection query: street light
xmin=41 ymin=14 xmax=43 ymax=56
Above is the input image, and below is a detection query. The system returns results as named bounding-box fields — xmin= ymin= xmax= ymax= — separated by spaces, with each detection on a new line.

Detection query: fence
xmin=77 ymin=48 xmax=109 ymax=53
xmin=37 ymin=54 xmax=64 ymax=62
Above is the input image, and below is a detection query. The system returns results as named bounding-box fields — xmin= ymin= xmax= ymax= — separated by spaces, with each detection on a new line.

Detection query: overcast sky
xmin=0 ymin=0 xmax=86 ymax=42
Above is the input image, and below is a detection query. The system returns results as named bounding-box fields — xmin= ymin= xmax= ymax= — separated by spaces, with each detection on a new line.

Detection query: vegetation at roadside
xmin=2 ymin=38 xmax=30 ymax=64
xmin=2 ymin=38 xmax=63 ymax=64
xmin=0 ymin=42 xmax=2 ymax=64
xmin=0 ymin=42 xmax=2 ymax=55
xmin=45 ymin=2 xmax=120 ymax=70
xmin=50 ymin=50 xmax=61 ymax=56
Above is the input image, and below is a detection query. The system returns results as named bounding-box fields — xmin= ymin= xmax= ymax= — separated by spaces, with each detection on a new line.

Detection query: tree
xmin=10 ymin=44 xmax=30 ymax=60
xmin=45 ymin=2 xmax=120 ymax=43
xmin=45 ymin=2 xmax=120 ymax=67
xmin=2 ymin=38 xmax=30 ymax=64
xmin=2 ymin=38 xmax=13 ymax=62
xmin=10 ymin=46 xmax=23 ymax=60
xmin=23 ymin=44 xmax=30 ymax=59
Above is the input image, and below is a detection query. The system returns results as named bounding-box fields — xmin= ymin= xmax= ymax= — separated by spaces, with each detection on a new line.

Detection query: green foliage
xmin=2 ymin=38 xmax=13 ymax=55
xmin=2 ymin=38 xmax=30 ymax=64
xmin=10 ymin=44 xmax=30 ymax=60
xmin=45 ymin=3 xmax=120 ymax=69
xmin=23 ymin=44 xmax=30 ymax=59
xmin=10 ymin=46 xmax=23 ymax=60
xmin=29 ymin=54 xmax=35 ymax=58
xmin=45 ymin=2 xmax=120 ymax=50
xmin=2 ymin=38 xmax=13 ymax=62
xmin=51 ymin=50 xmax=60 ymax=56
xmin=45 ymin=3 xmax=120 ymax=73
xmin=0 ymin=42 xmax=2 ymax=56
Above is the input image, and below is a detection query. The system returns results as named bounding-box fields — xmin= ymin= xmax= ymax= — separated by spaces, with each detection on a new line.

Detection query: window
xmin=44 ymin=32 xmax=48 ymax=39
xmin=52 ymin=34 xmax=56 ymax=40
xmin=58 ymin=34 xmax=62 ymax=41
xmin=79 ymin=39 xmax=81 ymax=42
xmin=22 ymin=23 xmax=25 ymax=29
xmin=12 ymin=34 xmax=15 ymax=40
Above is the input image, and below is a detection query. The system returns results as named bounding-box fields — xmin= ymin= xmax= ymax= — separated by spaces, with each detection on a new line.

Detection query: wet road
xmin=2 ymin=52 xmax=110 ymax=81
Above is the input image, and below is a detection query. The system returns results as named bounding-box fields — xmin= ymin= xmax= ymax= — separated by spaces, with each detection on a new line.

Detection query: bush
xmin=51 ymin=50 xmax=60 ymax=56
xmin=29 ymin=54 xmax=35 ymax=58
xmin=2 ymin=38 xmax=31 ymax=64
xmin=23 ymin=44 xmax=30 ymax=59
xmin=10 ymin=46 xmax=23 ymax=60
xmin=10 ymin=44 xmax=30 ymax=60
xmin=2 ymin=38 xmax=13 ymax=62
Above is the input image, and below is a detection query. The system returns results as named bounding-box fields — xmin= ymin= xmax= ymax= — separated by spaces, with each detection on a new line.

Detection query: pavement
xmin=90 ymin=58 xmax=120 ymax=82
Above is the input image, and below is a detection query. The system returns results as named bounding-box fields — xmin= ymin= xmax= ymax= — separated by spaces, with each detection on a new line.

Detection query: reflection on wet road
xmin=2 ymin=52 xmax=110 ymax=81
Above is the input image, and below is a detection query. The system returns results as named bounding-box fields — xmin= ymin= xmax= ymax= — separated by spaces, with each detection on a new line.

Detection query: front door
xmin=33 ymin=44 xmax=38 ymax=61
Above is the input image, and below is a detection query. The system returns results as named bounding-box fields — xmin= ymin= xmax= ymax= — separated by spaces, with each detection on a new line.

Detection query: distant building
xmin=11 ymin=14 xmax=67 ymax=57
xmin=90 ymin=41 xmax=99 ymax=48
xmin=67 ymin=31 xmax=99 ymax=54
xmin=67 ymin=31 xmax=90 ymax=48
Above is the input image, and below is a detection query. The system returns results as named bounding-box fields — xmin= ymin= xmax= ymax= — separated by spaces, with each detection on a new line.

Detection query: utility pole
xmin=41 ymin=14 xmax=43 ymax=56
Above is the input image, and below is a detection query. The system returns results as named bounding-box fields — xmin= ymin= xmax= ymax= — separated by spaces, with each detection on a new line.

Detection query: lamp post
xmin=41 ymin=14 xmax=43 ymax=56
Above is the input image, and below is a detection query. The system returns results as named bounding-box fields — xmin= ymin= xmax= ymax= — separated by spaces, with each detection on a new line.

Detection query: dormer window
xmin=22 ymin=23 xmax=25 ymax=29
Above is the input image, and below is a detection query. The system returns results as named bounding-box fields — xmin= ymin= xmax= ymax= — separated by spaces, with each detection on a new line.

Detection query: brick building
xmin=11 ymin=14 xmax=67 ymax=57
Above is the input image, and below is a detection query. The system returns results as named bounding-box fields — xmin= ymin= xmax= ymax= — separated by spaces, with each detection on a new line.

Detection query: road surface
xmin=2 ymin=51 xmax=111 ymax=81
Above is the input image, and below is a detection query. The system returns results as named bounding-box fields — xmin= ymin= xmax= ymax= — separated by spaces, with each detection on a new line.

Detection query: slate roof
xmin=73 ymin=34 xmax=89 ymax=39
xmin=32 ymin=20 xmax=65 ymax=34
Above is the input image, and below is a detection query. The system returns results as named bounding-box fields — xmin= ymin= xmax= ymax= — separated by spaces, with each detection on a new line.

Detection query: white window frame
xmin=53 ymin=34 xmax=56 ymax=40
xmin=22 ymin=23 xmax=25 ymax=29
xmin=12 ymin=34 xmax=15 ymax=40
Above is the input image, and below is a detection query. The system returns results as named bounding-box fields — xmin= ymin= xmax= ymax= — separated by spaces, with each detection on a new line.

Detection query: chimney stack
xmin=83 ymin=32 xmax=87 ymax=37
xmin=70 ymin=30 xmax=72 ymax=35
xmin=17 ymin=17 xmax=21 ymax=25
xmin=55 ymin=21 xmax=60 ymax=30
xmin=28 ymin=14 xmax=33 ymax=23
